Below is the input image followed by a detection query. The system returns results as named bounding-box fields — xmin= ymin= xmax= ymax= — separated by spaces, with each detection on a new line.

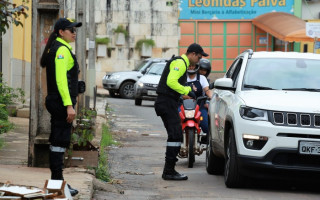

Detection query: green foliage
xmin=0 ymin=0 xmax=29 ymax=36
xmin=95 ymin=123 xmax=119 ymax=181
xmin=95 ymin=37 xmax=110 ymax=45
xmin=95 ymin=147 xmax=110 ymax=181
xmin=113 ymin=25 xmax=128 ymax=37
xmin=0 ymin=138 xmax=4 ymax=149
xmin=71 ymin=108 xmax=97 ymax=147
xmin=0 ymin=79 xmax=25 ymax=106
xmin=135 ymin=39 xmax=155 ymax=51
xmin=0 ymin=74 xmax=25 ymax=134
xmin=0 ymin=119 xmax=13 ymax=134
xmin=100 ymin=124 xmax=118 ymax=147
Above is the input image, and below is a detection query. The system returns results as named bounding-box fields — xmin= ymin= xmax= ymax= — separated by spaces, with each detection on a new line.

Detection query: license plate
xmin=299 ymin=141 xmax=320 ymax=155
xmin=147 ymin=90 xmax=157 ymax=96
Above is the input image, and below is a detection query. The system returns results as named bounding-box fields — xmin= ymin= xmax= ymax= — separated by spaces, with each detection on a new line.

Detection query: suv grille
xmin=273 ymin=153 xmax=320 ymax=168
xmin=287 ymin=113 xmax=297 ymax=125
xmin=315 ymin=115 xmax=320 ymax=127
xmin=273 ymin=112 xmax=284 ymax=124
xmin=270 ymin=111 xmax=320 ymax=128
xmin=144 ymin=83 xmax=158 ymax=88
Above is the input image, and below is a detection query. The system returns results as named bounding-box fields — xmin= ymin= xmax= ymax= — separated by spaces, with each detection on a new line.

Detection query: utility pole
xmin=86 ymin=0 xmax=96 ymax=107
xmin=75 ymin=0 xmax=86 ymax=109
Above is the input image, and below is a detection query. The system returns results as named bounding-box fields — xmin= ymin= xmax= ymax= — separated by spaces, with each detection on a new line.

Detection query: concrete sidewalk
xmin=0 ymin=88 xmax=109 ymax=200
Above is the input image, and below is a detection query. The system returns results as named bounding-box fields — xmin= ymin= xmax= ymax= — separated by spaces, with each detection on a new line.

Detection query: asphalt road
xmin=93 ymin=97 xmax=320 ymax=200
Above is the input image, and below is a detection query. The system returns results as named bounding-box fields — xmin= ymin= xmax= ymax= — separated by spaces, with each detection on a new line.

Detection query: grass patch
xmin=96 ymin=123 xmax=119 ymax=181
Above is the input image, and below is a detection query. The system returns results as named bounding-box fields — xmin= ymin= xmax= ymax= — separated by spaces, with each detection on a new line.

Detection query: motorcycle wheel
xmin=187 ymin=128 xmax=195 ymax=168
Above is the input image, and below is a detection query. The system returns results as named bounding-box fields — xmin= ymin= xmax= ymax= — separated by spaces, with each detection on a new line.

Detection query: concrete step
xmin=16 ymin=108 xmax=30 ymax=118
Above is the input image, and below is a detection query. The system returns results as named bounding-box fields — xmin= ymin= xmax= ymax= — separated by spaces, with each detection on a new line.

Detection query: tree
xmin=0 ymin=0 xmax=29 ymax=36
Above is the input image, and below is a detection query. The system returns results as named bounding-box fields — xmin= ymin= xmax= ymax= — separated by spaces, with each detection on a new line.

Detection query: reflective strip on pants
xmin=50 ymin=145 xmax=66 ymax=153
xmin=167 ymin=142 xmax=181 ymax=147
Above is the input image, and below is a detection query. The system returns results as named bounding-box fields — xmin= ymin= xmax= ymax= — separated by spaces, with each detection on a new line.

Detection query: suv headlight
xmin=109 ymin=74 xmax=120 ymax=80
xmin=137 ymin=81 xmax=144 ymax=88
xmin=239 ymin=106 xmax=268 ymax=121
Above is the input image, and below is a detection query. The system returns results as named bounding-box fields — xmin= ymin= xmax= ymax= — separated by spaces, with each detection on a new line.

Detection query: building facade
xmin=2 ymin=0 xmax=320 ymax=98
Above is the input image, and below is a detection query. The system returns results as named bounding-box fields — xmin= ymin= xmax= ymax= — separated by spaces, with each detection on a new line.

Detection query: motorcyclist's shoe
xmin=200 ymin=133 xmax=207 ymax=144
xmin=162 ymin=170 xmax=188 ymax=180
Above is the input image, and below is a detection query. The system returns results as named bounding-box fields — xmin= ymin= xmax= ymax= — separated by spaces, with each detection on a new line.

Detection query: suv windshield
xmin=243 ymin=58 xmax=320 ymax=90
xmin=146 ymin=63 xmax=166 ymax=75
xmin=133 ymin=60 xmax=149 ymax=71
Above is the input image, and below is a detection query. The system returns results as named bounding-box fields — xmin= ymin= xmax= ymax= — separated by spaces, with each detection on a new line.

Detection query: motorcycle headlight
xmin=109 ymin=74 xmax=120 ymax=80
xmin=239 ymin=106 xmax=268 ymax=121
xmin=185 ymin=110 xmax=195 ymax=119
xmin=137 ymin=81 xmax=144 ymax=88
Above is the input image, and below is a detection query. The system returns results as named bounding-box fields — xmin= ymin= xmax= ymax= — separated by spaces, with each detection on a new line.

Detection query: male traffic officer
xmin=155 ymin=43 xmax=209 ymax=180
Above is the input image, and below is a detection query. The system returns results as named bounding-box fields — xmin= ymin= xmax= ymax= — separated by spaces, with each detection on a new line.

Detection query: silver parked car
xmin=134 ymin=62 xmax=166 ymax=106
xmin=102 ymin=58 xmax=166 ymax=98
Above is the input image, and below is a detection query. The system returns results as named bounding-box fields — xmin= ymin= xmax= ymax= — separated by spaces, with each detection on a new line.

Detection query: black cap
xmin=54 ymin=18 xmax=82 ymax=33
xmin=187 ymin=43 xmax=209 ymax=57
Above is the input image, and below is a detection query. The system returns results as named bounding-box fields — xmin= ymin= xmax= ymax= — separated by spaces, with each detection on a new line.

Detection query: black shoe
xmin=162 ymin=170 xmax=188 ymax=181
xmin=67 ymin=184 xmax=79 ymax=196
xmin=200 ymin=135 xmax=207 ymax=144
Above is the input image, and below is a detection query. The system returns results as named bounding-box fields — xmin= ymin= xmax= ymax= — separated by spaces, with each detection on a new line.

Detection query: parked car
xmin=134 ymin=62 xmax=166 ymax=106
xmin=102 ymin=58 xmax=166 ymax=98
xmin=206 ymin=49 xmax=320 ymax=188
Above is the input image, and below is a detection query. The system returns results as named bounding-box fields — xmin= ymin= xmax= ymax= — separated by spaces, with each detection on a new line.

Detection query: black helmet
xmin=199 ymin=58 xmax=211 ymax=78
xmin=187 ymin=63 xmax=200 ymax=75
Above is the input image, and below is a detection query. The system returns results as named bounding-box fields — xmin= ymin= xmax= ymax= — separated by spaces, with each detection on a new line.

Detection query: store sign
xmin=315 ymin=42 xmax=320 ymax=49
xmin=306 ymin=23 xmax=320 ymax=38
xmin=179 ymin=0 xmax=294 ymax=20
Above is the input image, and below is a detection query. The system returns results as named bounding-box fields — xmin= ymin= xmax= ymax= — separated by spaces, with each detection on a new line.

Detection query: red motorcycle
xmin=178 ymin=96 xmax=207 ymax=168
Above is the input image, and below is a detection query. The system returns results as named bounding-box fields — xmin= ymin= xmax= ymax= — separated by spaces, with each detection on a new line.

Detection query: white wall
xmin=66 ymin=0 xmax=180 ymax=88
xmin=302 ymin=0 xmax=320 ymax=20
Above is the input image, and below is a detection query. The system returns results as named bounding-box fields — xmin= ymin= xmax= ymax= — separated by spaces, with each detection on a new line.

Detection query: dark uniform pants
xmin=155 ymin=95 xmax=182 ymax=163
xmin=45 ymin=94 xmax=75 ymax=180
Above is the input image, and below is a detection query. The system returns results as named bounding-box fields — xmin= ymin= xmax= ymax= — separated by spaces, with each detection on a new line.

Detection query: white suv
xmin=206 ymin=49 xmax=320 ymax=188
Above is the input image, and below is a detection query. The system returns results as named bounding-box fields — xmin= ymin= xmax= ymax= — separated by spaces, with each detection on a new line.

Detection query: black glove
xmin=187 ymin=91 xmax=196 ymax=99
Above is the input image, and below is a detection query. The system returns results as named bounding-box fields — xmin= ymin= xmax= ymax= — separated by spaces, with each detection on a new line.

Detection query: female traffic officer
xmin=40 ymin=18 xmax=82 ymax=196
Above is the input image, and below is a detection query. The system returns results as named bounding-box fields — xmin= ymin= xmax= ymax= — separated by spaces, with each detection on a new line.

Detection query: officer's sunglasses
xmin=65 ymin=27 xmax=76 ymax=33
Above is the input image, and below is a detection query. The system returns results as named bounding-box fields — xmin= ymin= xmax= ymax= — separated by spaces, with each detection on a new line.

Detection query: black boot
xmin=162 ymin=161 xmax=188 ymax=180
xmin=49 ymin=151 xmax=64 ymax=180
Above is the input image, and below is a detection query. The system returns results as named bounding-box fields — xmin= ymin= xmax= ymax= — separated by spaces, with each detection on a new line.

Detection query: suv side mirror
xmin=214 ymin=78 xmax=235 ymax=91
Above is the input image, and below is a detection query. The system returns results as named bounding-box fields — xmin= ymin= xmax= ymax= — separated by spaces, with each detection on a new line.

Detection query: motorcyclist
xmin=182 ymin=63 xmax=212 ymax=143
xmin=198 ymin=58 xmax=211 ymax=83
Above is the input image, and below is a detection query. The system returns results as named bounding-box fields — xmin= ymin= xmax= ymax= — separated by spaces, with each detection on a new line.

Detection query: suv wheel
xmin=206 ymin=127 xmax=224 ymax=175
xmin=135 ymin=98 xmax=142 ymax=106
xmin=224 ymin=128 xmax=243 ymax=188
xmin=119 ymin=81 xmax=135 ymax=99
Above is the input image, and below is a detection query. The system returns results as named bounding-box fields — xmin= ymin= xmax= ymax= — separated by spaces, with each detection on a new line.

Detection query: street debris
xmin=125 ymin=171 xmax=154 ymax=175
xmin=0 ymin=180 xmax=73 ymax=200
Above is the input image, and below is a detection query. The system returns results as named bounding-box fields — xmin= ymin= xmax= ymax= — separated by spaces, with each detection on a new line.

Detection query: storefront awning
xmin=252 ymin=12 xmax=315 ymax=42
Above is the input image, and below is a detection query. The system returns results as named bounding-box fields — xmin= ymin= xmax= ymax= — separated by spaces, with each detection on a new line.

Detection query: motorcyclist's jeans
xmin=155 ymin=95 xmax=182 ymax=163
xmin=199 ymin=106 xmax=208 ymax=134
